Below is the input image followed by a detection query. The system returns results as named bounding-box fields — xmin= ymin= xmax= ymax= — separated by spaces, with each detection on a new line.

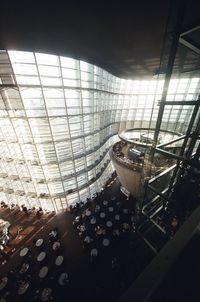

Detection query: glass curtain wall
xmin=0 ymin=50 xmax=199 ymax=211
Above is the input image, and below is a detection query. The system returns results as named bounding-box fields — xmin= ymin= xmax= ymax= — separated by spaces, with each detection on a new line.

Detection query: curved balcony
xmin=110 ymin=128 xmax=182 ymax=199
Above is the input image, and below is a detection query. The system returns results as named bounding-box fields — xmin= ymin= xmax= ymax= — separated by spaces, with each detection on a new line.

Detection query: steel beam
xmin=157 ymin=135 xmax=185 ymax=148
xmin=155 ymin=147 xmax=186 ymax=161
xmin=179 ymin=36 xmax=200 ymax=55
xmin=180 ymin=25 xmax=200 ymax=36
xmin=164 ymin=100 xmax=199 ymax=106
xmin=148 ymin=164 xmax=176 ymax=184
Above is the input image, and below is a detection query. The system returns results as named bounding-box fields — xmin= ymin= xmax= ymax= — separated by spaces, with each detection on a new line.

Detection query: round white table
xmin=90 ymin=218 xmax=96 ymax=225
xmin=36 ymin=238 xmax=44 ymax=247
xmin=37 ymin=251 xmax=46 ymax=262
xmin=102 ymin=238 xmax=110 ymax=247
xmin=100 ymin=212 xmax=105 ymax=218
xmin=18 ymin=282 xmax=29 ymax=295
xmin=103 ymin=200 xmax=108 ymax=206
xmin=75 ymin=216 xmax=80 ymax=222
xmin=59 ymin=273 xmax=69 ymax=286
xmin=39 ymin=266 xmax=48 ymax=278
xmin=108 ymin=206 xmax=114 ymax=212
xmin=19 ymin=247 xmax=29 ymax=257
xmin=85 ymin=210 xmax=91 ymax=217
xmin=106 ymin=221 xmax=112 ymax=227
xmin=52 ymin=241 xmax=60 ymax=251
xmin=55 ymin=255 xmax=64 ymax=266
xmin=0 ymin=277 xmax=8 ymax=290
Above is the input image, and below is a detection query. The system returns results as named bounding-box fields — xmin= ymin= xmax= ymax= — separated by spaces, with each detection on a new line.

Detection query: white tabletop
xmin=37 ymin=251 xmax=46 ymax=262
xmin=100 ymin=212 xmax=105 ymax=218
xmin=59 ymin=273 xmax=69 ymax=286
xmin=106 ymin=221 xmax=112 ymax=227
xmin=39 ymin=266 xmax=48 ymax=278
xmin=85 ymin=210 xmax=91 ymax=216
xmin=102 ymin=238 xmax=110 ymax=247
xmin=55 ymin=255 xmax=64 ymax=266
xmin=108 ymin=206 xmax=114 ymax=212
xmin=0 ymin=277 xmax=8 ymax=290
xmin=90 ymin=218 xmax=96 ymax=224
xmin=18 ymin=282 xmax=29 ymax=295
xmin=20 ymin=247 xmax=29 ymax=257
xmin=36 ymin=238 xmax=43 ymax=247
xmin=75 ymin=216 xmax=80 ymax=222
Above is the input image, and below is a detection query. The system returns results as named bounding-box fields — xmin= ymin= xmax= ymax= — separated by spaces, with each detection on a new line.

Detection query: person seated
xmin=171 ymin=216 xmax=178 ymax=232
xmin=74 ymin=217 xmax=83 ymax=229
xmin=84 ymin=236 xmax=93 ymax=244
xmin=49 ymin=229 xmax=58 ymax=242
xmin=122 ymin=222 xmax=131 ymax=232
xmin=20 ymin=263 xmax=29 ymax=274
xmin=23 ymin=206 xmax=28 ymax=215
xmin=52 ymin=241 xmax=60 ymax=251
xmin=69 ymin=204 xmax=73 ymax=212
xmin=38 ymin=207 xmax=43 ymax=213
xmin=36 ymin=207 xmax=43 ymax=218
xmin=80 ymin=201 xmax=84 ymax=208
xmin=113 ymin=229 xmax=120 ymax=237
xmin=79 ymin=224 xmax=86 ymax=233
xmin=111 ymin=257 xmax=118 ymax=269
xmin=94 ymin=205 xmax=101 ymax=213
xmin=76 ymin=202 xmax=80 ymax=209
xmin=62 ymin=273 xmax=69 ymax=284
xmin=32 ymin=207 xmax=36 ymax=213
xmin=10 ymin=203 xmax=15 ymax=210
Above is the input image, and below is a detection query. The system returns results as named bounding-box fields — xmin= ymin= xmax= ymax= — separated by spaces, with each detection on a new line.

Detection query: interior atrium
xmin=0 ymin=50 xmax=199 ymax=211
xmin=0 ymin=0 xmax=200 ymax=301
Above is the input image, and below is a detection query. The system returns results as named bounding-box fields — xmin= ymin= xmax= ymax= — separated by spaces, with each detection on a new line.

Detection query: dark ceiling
xmin=2 ymin=0 xmax=199 ymax=79
xmin=0 ymin=0 xmax=172 ymax=79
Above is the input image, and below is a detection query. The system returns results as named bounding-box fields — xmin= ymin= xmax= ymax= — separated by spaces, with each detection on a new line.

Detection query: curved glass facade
xmin=0 ymin=50 xmax=199 ymax=211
